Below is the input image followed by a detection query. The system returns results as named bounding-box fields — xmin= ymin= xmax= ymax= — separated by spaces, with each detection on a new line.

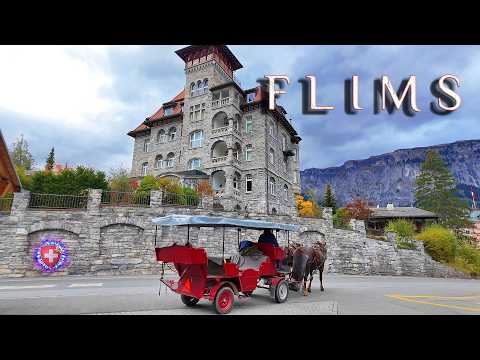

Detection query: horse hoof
xmin=321 ymin=288 xmax=325 ymax=292
xmin=308 ymin=289 xmax=312 ymax=293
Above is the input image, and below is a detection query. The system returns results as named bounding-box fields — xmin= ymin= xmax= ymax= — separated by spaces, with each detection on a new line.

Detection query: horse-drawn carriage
xmin=153 ymin=214 xmax=301 ymax=314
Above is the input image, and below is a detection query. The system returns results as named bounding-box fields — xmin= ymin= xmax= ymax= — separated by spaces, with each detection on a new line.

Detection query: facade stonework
xmin=0 ymin=190 xmax=469 ymax=279
xmin=128 ymin=45 xmax=301 ymax=216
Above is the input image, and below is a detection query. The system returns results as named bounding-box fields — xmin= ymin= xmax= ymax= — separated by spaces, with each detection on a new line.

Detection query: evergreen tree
xmin=10 ymin=134 xmax=34 ymax=170
xmin=46 ymin=147 xmax=55 ymax=171
xmin=322 ymin=184 xmax=337 ymax=213
xmin=415 ymin=150 xmax=470 ymax=230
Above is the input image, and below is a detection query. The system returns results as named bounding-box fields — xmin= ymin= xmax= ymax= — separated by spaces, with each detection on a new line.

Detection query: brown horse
xmin=286 ymin=241 xmax=327 ymax=296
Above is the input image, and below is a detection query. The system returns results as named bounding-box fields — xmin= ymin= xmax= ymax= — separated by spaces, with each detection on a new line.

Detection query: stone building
xmin=128 ymin=45 xmax=301 ymax=215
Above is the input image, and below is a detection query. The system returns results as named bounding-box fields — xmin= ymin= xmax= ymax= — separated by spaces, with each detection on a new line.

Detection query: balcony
xmin=211 ymin=126 xmax=229 ymax=136
xmin=211 ymin=156 xmax=227 ymax=165
xmin=211 ymin=97 xmax=230 ymax=110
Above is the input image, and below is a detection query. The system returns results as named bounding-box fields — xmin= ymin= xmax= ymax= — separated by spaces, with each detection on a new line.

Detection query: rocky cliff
xmin=301 ymin=139 xmax=480 ymax=206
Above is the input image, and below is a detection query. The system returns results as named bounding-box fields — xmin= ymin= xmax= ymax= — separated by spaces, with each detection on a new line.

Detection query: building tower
xmin=128 ymin=45 xmax=301 ymax=215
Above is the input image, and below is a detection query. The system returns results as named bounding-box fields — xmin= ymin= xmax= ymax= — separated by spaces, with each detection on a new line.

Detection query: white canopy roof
xmin=152 ymin=214 xmax=299 ymax=232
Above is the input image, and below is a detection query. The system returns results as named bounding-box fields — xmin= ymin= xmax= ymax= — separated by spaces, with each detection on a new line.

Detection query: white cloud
xmin=0 ymin=45 xmax=125 ymax=131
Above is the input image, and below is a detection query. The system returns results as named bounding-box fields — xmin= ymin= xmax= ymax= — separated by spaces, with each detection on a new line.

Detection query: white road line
xmin=68 ymin=283 xmax=103 ymax=288
xmin=0 ymin=284 xmax=56 ymax=290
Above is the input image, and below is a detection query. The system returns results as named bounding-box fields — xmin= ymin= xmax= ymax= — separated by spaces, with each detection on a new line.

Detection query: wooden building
xmin=0 ymin=130 xmax=21 ymax=197
xmin=366 ymin=203 xmax=438 ymax=235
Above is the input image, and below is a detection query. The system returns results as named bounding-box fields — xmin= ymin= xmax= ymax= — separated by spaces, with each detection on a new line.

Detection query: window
xmin=212 ymin=92 xmax=220 ymax=101
xmin=233 ymin=115 xmax=240 ymax=131
xmin=269 ymin=148 xmax=275 ymax=164
xmin=269 ymin=120 xmax=275 ymax=137
xmin=157 ymin=130 xmax=166 ymax=143
xmin=188 ymin=158 xmax=202 ymax=170
xmin=203 ymin=79 xmax=208 ymax=94
xmin=282 ymin=134 xmax=287 ymax=151
xmin=141 ymin=162 xmax=148 ymax=176
xmin=245 ymin=175 xmax=253 ymax=193
xmin=201 ymin=103 xmax=206 ymax=120
xmin=269 ymin=177 xmax=276 ymax=196
xmin=190 ymin=82 xmax=196 ymax=97
xmin=194 ymin=104 xmax=200 ymax=120
xmin=189 ymin=106 xmax=194 ymax=121
xmin=190 ymin=130 xmax=203 ymax=148
xmin=245 ymin=116 xmax=253 ymax=133
xmin=283 ymin=157 xmax=288 ymax=172
xmin=245 ymin=144 xmax=253 ymax=161
xmin=164 ymin=107 xmax=173 ymax=116
xmin=168 ymin=127 xmax=176 ymax=141
xmin=221 ymin=89 xmax=229 ymax=99
xmin=284 ymin=184 xmax=288 ymax=201
xmin=143 ymin=139 xmax=150 ymax=153
xmin=246 ymin=92 xmax=256 ymax=103
xmin=233 ymin=174 xmax=240 ymax=190
xmin=166 ymin=153 xmax=175 ymax=168
xmin=197 ymin=80 xmax=202 ymax=95
xmin=155 ymin=155 xmax=163 ymax=169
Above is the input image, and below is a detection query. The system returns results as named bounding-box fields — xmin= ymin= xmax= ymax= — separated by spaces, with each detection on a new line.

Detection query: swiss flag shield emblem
xmin=40 ymin=245 xmax=61 ymax=268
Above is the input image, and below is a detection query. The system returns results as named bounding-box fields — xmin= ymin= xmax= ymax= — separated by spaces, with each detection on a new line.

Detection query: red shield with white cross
xmin=40 ymin=245 xmax=61 ymax=268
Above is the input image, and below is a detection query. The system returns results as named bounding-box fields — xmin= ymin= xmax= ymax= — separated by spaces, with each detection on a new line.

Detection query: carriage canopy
xmin=151 ymin=214 xmax=299 ymax=232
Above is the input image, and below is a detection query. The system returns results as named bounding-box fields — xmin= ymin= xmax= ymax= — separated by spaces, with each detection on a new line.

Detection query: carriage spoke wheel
xmin=213 ymin=286 xmax=235 ymax=314
xmin=273 ymin=279 xmax=289 ymax=303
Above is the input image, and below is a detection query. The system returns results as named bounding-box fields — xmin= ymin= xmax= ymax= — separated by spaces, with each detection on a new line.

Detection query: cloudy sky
xmin=0 ymin=45 xmax=478 ymax=173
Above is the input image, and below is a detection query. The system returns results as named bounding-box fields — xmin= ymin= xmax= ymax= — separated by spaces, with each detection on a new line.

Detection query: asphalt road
xmin=0 ymin=274 xmax=479 ymax=315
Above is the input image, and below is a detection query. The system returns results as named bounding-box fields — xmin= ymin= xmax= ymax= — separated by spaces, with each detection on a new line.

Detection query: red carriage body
xmin=153 ymin=215 xmax=298 ymax=314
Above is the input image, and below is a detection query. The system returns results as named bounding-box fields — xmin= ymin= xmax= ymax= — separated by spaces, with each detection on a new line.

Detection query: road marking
xmin=386 ymin=294 xmax=480 ymax=313
xmin=68 ymin=283 xmax=103 ymax=288
xmin=0 ymin=284 xmax=56 ymax=290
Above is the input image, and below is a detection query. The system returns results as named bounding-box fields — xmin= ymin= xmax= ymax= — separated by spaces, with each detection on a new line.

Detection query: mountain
xmin=301 ymin=140 xmax=480 ymax=207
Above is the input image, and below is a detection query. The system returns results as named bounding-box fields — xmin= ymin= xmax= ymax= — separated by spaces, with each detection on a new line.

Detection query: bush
xmin=30 ymin=166 xmax=108 ymax=195
xmin=386 ymin=219 xmax=416 ymax=248
xmin=416 ymin=224 xmax=457 ymax=263
xmin=295 ymin=194 xmax=322 ymax=218
xmin=333 ymin=208 xmax=352 ymax=229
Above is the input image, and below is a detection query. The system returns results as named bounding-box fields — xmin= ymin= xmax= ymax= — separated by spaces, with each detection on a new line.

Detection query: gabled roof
xmin=128 ymin=90 xmax=185 ymax=138
xmin=175 ymin=45 xmax=243 ymax=71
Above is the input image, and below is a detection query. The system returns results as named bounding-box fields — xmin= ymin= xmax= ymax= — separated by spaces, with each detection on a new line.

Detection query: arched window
xmin=143 ymin=139 xmax=150 ymax=153
xmin=233 ymin=172 xmax=241 ymax=190
xmin=196 ymin=80 xmax=202 ymax=96
xmin=168 ymin=127 xmax=176 ymax=141
xmin=157 ymin=129 xmax=166 ymax=143
xmin=284 ymin=184 xmax=288 ymax=201
xmin=269 ymin=177 xmax=276 ymax=196
xmin=155 ymin=155 xmax=163 ymax=169
xmin=188 ymin=158 xmax=202 ymax=170
xmin=269 ymin=120 xmax=275 ymax=137
xmin=190 ymin=82 xmax=196 ymax=97
xmin=245 ymin=174 xmax=253 ymax=193
xmin=190 ymin=130 xmax=203 ymax=148
xmin=141 ymin=162 xmax=149 ymax=176
xmin=166 ymin=152 xmax=175 ymax=168
xmin=245 ymin=144 xmax=253 ymax=161
xmin=233 ymin=114 xmax=241 ymax=132
xmin=203 ymin=79 xmax=208 ymax=94
xmin=232 ymin=143 xmax=241 ymax=161
xmin=269 ymin=148 xmax=275 ymax=164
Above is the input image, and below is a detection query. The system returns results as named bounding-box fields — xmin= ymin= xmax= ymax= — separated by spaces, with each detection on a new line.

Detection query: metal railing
xmin=101 ymin=191 xmax=150 ymax=207
xmin=28 ymin=193 xmax=88 ymax=210
xmin=162 ymin=192 xmax=201 ymax=207
xmin=0 ymin=197 xmax=13 ymax=214
xmin=211 ymin=156 xmax=227 ymax=164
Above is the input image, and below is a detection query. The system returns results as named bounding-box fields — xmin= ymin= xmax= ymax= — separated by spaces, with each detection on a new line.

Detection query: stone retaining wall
xmin=0 ymin=190 xmax=470 ymax=279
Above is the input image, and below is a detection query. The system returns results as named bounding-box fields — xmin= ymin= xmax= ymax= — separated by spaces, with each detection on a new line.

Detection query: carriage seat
xmin=231 ymin=254 xmax=268 ymax=271
xmin=207 ymin=257 xmax=225 ymax=276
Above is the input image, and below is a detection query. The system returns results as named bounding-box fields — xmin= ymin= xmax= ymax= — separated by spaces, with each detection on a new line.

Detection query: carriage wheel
xmin=273 ymin=279 xmax=289 ymax=303
xmin=181 ymin=295 xmax=200 ymax=307
xmin=213 ymin=286 xmax=235 ymax=314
